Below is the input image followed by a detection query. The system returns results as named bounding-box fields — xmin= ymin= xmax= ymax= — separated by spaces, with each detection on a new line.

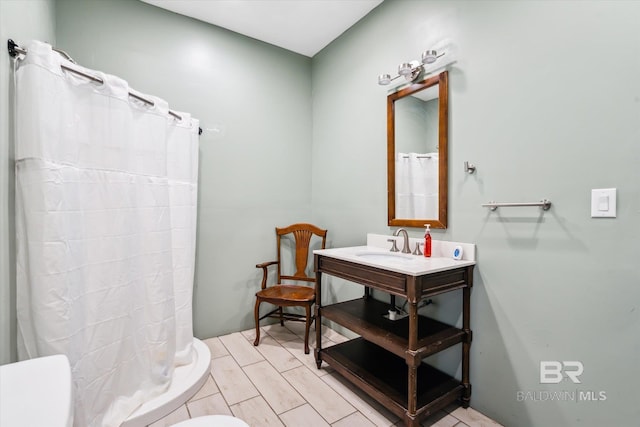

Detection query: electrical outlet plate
xmin=591 ymin=188 xmax=616 ymax=218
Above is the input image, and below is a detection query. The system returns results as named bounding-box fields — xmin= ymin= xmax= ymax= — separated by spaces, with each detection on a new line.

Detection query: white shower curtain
xmin=14 ymin=41 xmax=199 ymax=427
xmin=167 ymin=108 xmax=199 ymax=367
xmin=396 ymin=152 xmax=439 ymax=219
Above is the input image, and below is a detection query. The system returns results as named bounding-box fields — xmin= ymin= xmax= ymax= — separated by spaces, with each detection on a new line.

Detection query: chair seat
xmin=256 ymin=284 xmax=315 ymax=302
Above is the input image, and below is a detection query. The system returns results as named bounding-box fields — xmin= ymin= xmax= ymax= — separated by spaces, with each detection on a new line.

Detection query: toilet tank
xmin=0 ymin=354 xmax=73 ymax=427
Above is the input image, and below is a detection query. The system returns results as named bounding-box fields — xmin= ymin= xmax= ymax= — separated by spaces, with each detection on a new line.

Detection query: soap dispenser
xmin=424 ymin=224 xmax=432 ymax=257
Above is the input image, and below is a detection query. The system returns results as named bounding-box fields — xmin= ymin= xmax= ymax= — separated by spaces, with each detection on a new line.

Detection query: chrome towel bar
xmin=482 ymin=199 xmax=552 ymax=211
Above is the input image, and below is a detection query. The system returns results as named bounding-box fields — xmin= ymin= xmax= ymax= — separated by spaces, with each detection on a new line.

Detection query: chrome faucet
xmin=393 ymin=228 xmax=411 ymax=254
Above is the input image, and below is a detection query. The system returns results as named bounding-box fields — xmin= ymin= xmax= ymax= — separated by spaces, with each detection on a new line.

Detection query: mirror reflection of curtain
xmin=396 ymin=152 xmax=439 ymax=219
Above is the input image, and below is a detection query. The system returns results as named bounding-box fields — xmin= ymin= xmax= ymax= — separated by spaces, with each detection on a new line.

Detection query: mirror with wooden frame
xmin=387 ymin=70 xmax=448 ymax=228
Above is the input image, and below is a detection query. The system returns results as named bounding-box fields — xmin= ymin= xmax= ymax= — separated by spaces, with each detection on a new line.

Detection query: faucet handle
xmin=413 ymin=242 xmax=424 ymax=256
xmin=387 ymin=238 xmax=399 ymax=252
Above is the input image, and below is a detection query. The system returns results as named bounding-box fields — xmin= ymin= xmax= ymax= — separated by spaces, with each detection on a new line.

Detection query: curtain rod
xmin=7 ymin=39 xmax=202 ymax=135
xmin=400 ymin=154 xmax=434 ymax=159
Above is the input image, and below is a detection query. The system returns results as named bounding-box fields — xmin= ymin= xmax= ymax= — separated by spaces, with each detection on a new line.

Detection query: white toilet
xmin=0 ymin=354 xmax=247 ymax=427
xmin=173 ymin=415 xmax=250 ymax=427
xmin=0 ymin=354 xmax=74 ymax=427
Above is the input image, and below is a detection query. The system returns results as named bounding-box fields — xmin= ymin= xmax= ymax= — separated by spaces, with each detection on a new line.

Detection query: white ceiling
xmin=141 ymin=0 xmax=383 ymax=57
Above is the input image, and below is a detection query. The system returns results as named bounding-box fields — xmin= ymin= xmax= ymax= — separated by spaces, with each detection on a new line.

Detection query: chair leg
xmin=279 ymin=306 xmax=284 ymax=326
xmin=253 ymin=299 xmax=261 ymax=347
xmin=304 ymin=304 xmax=311 ymax=354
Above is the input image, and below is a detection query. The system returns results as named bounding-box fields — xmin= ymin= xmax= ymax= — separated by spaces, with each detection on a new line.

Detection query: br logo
xmin=540 ymin=361 xmax=584 ymax=384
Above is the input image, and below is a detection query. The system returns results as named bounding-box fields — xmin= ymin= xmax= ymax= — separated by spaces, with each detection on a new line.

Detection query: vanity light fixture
xmin=378 ymin=46 xmax=452 ymax=86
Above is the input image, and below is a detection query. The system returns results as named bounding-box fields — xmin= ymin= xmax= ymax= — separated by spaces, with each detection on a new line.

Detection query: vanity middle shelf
xmin=322 ymin=297 xmax=465 ymax=359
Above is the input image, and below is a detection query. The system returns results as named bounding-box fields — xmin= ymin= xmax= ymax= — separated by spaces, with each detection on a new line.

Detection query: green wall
xmin=311 ymin=1 xmax=640 ymax=426
xmin=396 ymin=95 xmax=439 ymax=154
xmin=0 ymin=0 xmax=56 ymax=364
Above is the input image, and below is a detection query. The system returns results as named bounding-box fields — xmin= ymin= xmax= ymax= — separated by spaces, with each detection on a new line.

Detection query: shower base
xmin=121 ymin=338 xmax=211 ymax=427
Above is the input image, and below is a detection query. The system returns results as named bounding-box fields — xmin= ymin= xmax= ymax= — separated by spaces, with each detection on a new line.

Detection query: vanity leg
xmin=461 ymin=285 xmax=472 ymax=407
xmin=402 ymin=411 xmax=420 ymax=427
xmin=314 ymin=269 xmax=323 ymax=369
xmin=407 ymin=299 xmax=419 ymax=419
xmin=407 ymin=365 xmax=418 ymax=417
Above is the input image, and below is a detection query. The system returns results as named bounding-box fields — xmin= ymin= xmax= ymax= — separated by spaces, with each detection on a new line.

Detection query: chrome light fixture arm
xmin=378 ymin=50 xmax=446 ymax=86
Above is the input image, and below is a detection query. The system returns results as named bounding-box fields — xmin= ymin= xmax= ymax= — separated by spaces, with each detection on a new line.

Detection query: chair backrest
xmin=276 ymin=223 xmax=327 ymax=284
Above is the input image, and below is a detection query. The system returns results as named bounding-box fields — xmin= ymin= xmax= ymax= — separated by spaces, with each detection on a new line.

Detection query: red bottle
xmin=424 ymin=224 xmax=432 ymax=257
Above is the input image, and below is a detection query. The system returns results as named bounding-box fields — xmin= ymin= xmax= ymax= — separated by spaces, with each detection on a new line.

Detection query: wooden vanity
xmin=313 ymin=248 xmax=474 ymax=427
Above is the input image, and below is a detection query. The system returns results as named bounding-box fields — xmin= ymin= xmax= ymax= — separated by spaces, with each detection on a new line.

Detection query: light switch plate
xmin=591 ymin=188 xmax=616 ymax=218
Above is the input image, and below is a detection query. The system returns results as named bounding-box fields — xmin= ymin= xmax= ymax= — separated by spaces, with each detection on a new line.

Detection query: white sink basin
xmin=355 ymin=251 xmax=416 ymax=265
xmin=315 ymin=244 xmax=476 ymax=276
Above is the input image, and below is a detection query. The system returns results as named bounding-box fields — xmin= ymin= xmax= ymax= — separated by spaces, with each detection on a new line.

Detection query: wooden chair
xmin=253 ymin=223 xmax=327 ymax=354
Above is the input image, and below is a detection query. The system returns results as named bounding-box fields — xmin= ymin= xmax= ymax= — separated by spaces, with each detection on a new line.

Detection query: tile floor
xmin=149 ymin=323 xmax=503 ymax=427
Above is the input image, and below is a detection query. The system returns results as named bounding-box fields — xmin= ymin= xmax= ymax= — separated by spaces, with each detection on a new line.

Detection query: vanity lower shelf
xmin=322 ymin=338 xmax=463 ymax=420
xmin=322 ymin=297 xmax=466 ymax=359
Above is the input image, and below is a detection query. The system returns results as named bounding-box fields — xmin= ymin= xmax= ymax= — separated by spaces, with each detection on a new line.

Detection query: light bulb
xmin=398 ymin=63 xmax=413 ymax=76
xmin=378 ymin=74 xmax=391 ymax=85
xmin=422 ymin=50 xmax=438 ymax=64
